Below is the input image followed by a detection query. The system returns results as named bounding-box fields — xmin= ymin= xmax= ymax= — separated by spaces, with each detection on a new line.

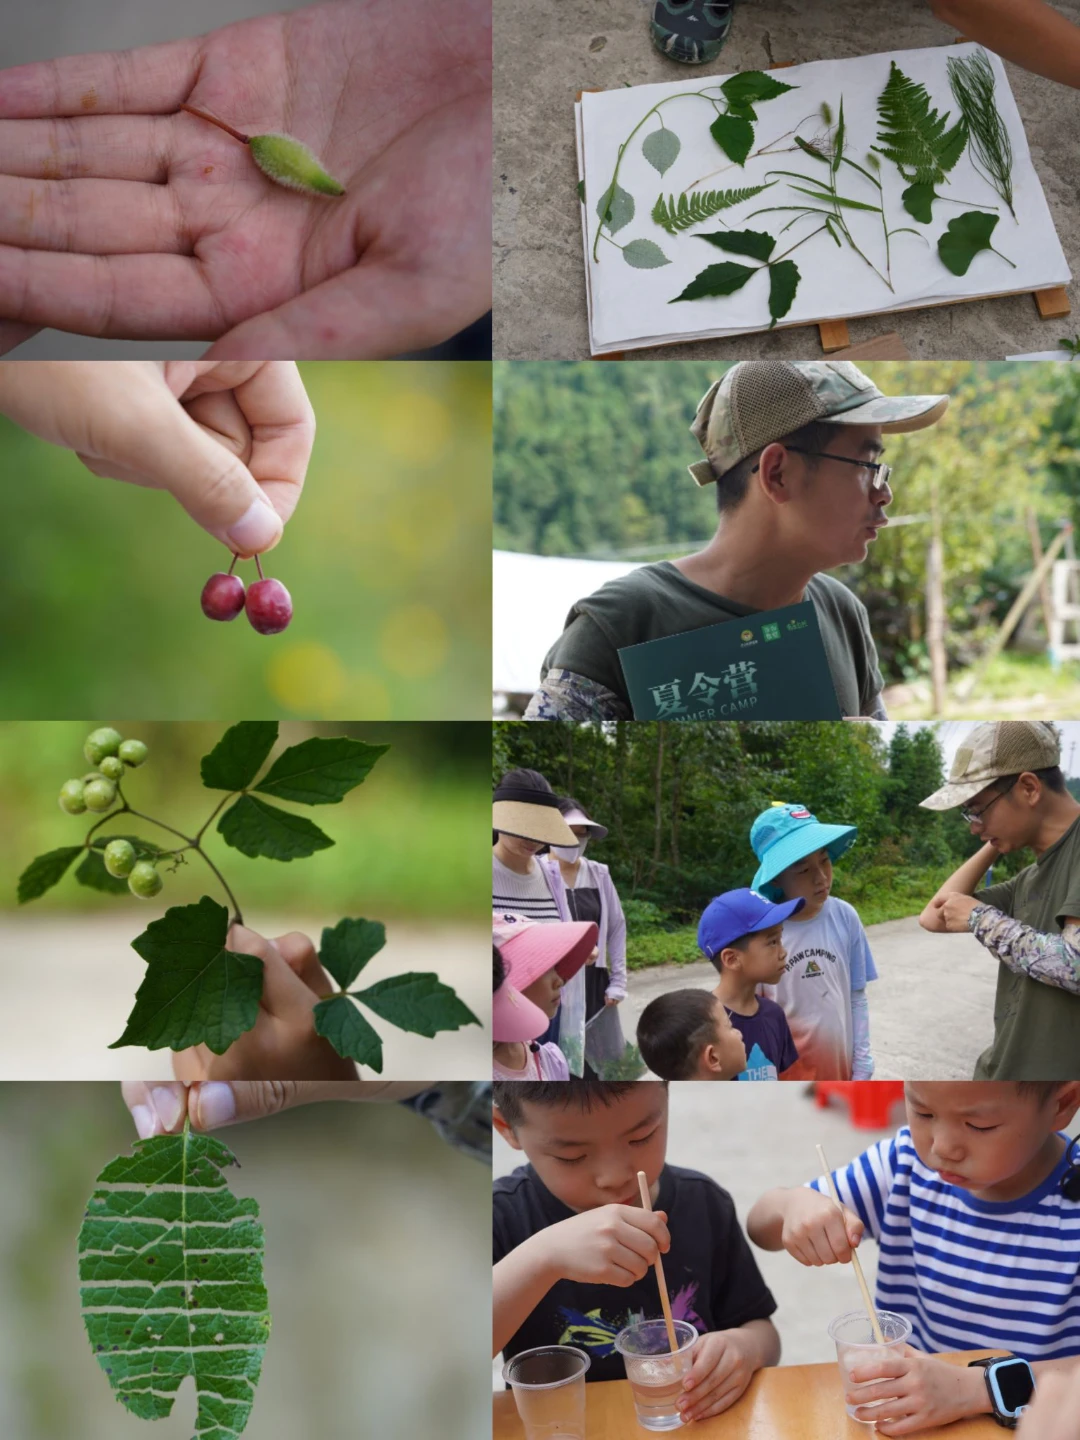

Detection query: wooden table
xmin=494 ymin=1351 xmax=1005 ymax=1439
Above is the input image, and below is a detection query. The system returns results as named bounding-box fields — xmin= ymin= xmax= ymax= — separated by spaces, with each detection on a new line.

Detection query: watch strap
xmin=967 ymin=1357 xmax=1021 ymax=1429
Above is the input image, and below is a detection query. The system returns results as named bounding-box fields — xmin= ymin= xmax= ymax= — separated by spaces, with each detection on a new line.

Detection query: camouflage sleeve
xmin=968 ymin=903 xmax=1080 ymax=996
xmin=522 ymin=670 xmax=633 ymax=722
xmin=400 ymin=1082 xmax=491 ymax=1163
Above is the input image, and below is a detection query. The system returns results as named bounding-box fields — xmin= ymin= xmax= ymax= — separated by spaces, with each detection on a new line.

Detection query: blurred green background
xmin=0 ymin=1084 xmax=489 ymax=1440
xmin=0 ymin=362 xmax=492 ymax=720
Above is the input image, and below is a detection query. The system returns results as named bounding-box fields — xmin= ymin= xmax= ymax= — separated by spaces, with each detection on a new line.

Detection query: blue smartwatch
xmin=968 ymin=1357 xmax=1035 ymax=1429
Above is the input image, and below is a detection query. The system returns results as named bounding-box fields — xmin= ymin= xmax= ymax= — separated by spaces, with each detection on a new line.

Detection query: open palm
xmin=0 ymin=0 xmax=491 ymax=356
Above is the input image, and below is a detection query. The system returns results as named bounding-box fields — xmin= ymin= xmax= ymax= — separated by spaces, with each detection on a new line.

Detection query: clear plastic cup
xmin=502 ymin=1345 xmax=590 ymax=1440
xmin=828 ymin=1309 xmax=913 ymax=1421
xmin=614 ymin=1318 xmax=698 ymax=1432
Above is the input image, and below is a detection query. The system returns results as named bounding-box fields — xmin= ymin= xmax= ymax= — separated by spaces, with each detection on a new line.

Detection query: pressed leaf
xmin=350 ymin=973 xmax=481 ymax=1038
xmin=902 ymin=180 xmax=938 ymax=223
xmin=642 ymin=127 xmax=681 ymax=175
xmin=17 ymin=845 xmax=82 ymax=903
xmin=710 ymin=113 xmax=755 ymax=166
xmin=254 ymin=737 xmax=389 ymax=805
xmin=651 ymin=183 xmax=773 ymax=235
xmin=937 ymin=209 xmax=1009 ymax=275
xmin=576 ymin=178 xmax=585 ymax=203
xmin=874 ymin=61 xmax=967 ymax=186
xmin=319 ymin=917 xmax=387 ymax=990
xmin=670 ymin=261 xmax=757 ymax=303
xmin=698 ymin=228 xmax=775 ymax=262
xmin=768 ymin=259 xmax=801 ymax=325
xmin=200 ymin=722 xmax=279 ymax=793
xmin=785 ymin=186 xmax=881 ymax=213
xmin=78 ymin=1128 xmax=270 ymax=1438
xmin=727 ymin=101 xmax=757 ymax=122
xmin=832 ymin=97 xmax=845 ymax=174
xmin=218 ymin=795 xmax=333 ymax=861
xmin=720 ymin=70 xmax=797 ymax=108
xmin=596 ymin=181 xmax=634 ymax=234
xmin=621 ymin=238 xmax=671 ymax=269
xmin=312 ymin=995 xmax=384 ymax=1072
xmin=794 ymin=135 xmax=829 ymax=162
xmin=111 ymin=897 xmax=264 ymax=1053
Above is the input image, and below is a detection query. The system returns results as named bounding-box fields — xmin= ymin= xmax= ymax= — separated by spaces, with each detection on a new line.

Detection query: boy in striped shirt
xmin=749 ymin=1082 xmax=1080 ymax=1433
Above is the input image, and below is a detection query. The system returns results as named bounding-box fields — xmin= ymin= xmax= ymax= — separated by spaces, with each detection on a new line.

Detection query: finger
xmin=687 ymin=1344 xmax=734 ymax=1389
xmin=0 ymin=174 xmax=187 ymax=255
xmin=172 ymin=1046 xmax=210 ymax=1082
xmin=686 ymin=1379 xmax=745 ymax=1420
xmin=271 ymin=931 xmax=335 ymax=998
xmin=190 ymin=1080 xmax=374 ymax=1131
xmin=0 ymin=115 xmax=174 ymax=182
xmin=848 ymin=1356 xmax=907 ymax=1386
xmin=0 ymin=38 xmax=200 ymax=119
xmin=121 ymin=1081 xmax=189 ymax=1137
xmin=184 ymin=389 xmax=253 ymax=463
xmin=230 ymin=363 xmax=313 ymax=525
xmin=227 ymin=926 xmax=309 ymax=1019
xmin=860 ymin=1406 xmax=919 ymax=1435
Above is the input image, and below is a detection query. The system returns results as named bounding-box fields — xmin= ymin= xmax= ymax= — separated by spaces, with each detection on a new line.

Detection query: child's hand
xmin=540 ymin=1204 xmax=670 ymax=1287
xmin=172 ymin=924 xmax=358 ymax=1082
xmin=780 ymin=1186 xmax=864 ymax=1265
xmin=846 ymin=1346 xmax=990 ymax=1435
xmin=121 ymin=1079 xmax=427 ymax=1134
xmin=677 ymin=1328 xmax=758 ymax=1422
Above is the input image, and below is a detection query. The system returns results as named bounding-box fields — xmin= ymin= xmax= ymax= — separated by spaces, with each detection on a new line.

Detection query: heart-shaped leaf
xmin=111 ymin=897 xmax=264 ymax=1053
xmin=218 ymin=794 xmax=333 ymax=861
xmin=350 ymin=973 xmax=480 ymax=1038
xmin=698 ymin=228 xmax=776 ymax=262
xmin=768 ymin=259 xmax=801 ymax=325
xmin=312 ymin=995 xmax=384 ymax=1072
xmin=78 ymin=1129 xmax=270 ymax=1435
xmin=254 ymin=737 xmax=389 ymax=806
xmin=319 ymin=917 xmax=387 ymax=990
xmin=710 ymin=113 xmax=755 ymax=166
xmin=596 ymin=181 xmax=634 ymax=234
xmin=622 ymin=238 xmax=671 ymax=269
xmin=938 ymin=210 xmax=1004 ymax=276
xmin=17 ymin=846 xmax=83 ymax=903
xmin=642 ymin=127 xmax=681 ymax=175
xmin=720 ymin=70 xmax=797 ymax=108
xmin=670 ymin=261 xmax=757 ymax=303
xmin=902 ymin=181 xmax=938 ymax=223
xmin=200 ymin=721 xmax=279 ymax=792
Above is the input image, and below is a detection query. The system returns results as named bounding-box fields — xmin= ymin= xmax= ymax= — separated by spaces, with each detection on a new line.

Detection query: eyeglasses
xmin=783 ymin=447 xmax=893 ymax=494
xmin=959 ymin=776 xmax=1019 ymax=826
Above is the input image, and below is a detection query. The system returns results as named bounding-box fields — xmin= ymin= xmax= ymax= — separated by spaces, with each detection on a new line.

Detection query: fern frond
xmin=873 ymin=61 xmax=967 ymax=184
xmin=651 ymin=183 xmax=774 ymax=235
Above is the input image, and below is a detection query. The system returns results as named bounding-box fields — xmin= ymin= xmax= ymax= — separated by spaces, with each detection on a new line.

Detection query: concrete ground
xmin=623 ymin=916 xmax=1000 ymax=1080
xmin=494 ymin=0 xmax=1080 ymax=360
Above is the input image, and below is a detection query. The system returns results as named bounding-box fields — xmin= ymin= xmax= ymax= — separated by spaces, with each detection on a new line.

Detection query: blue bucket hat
xmin=750 ymin=803 xmax=857 ymax=900
xmin=698 ymin=888 xmax=805 ymax=960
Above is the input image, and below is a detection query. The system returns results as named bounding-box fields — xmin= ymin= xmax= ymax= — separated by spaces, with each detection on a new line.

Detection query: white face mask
xmin=551 ymin=839 xmax=588 ymax=862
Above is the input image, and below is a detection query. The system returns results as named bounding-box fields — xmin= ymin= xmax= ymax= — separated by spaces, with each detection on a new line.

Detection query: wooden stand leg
xmin=1035 ymin=287 xmax=1071 ymax=320
xmin=818 ymin=320 xmax=850 ymax=352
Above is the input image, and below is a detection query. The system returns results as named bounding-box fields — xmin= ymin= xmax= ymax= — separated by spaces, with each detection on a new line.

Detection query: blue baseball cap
xmin=750 ymin=802 xmax=857 ymax=899
xmin=697 ymin=888 xmax=805 ymax=960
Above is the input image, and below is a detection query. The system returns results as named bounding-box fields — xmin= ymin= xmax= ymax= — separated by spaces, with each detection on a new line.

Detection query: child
xmin=493 ymin=1080 xmax=780 ymax=1425
xmin=750 ymin=802 xmax=877 ymax=1080
xmin=493 ymin=914 xmax=597 ymax=1081
xmin=748 ymin=1081 xmax=1080 ymax=1432
xmin=636 ymin=990 xmax=748 ymax=1081
xmin=699 ymin=888 xmax=802 ymax=1081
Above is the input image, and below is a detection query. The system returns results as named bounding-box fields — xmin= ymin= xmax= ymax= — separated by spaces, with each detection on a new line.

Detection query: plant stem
xmin=180 ymin=104 xmax=251 ymax=145
xmin=195 ymin=792 xmax=238 ymax=845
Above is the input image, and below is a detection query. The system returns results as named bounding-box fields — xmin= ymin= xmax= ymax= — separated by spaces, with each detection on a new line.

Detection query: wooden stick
xmin=637 ymin=1170 xmax=678 ymax=1354
xmin=815 ymin=1144 xmax=884 ymax=1344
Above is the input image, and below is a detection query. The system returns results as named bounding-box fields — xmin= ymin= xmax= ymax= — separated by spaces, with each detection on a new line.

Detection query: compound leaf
xmin=254 ymin=737 xmax=389 ymax=806
xmin=937 ymin=209 xmax=1005 ymax=275
xmin=200 ymin=722 xmax=279 ymax=793
xmin=768 ymin=259 xmax=801 ymax=325
xmin=319 ymin=917 xmax=387 ymax=990
xmin=350 ymin=973 xmax=481 ymax=1039
xmin=78 ymin=1128 xmax=270 ymax=1438
xmin=312 ymin=995 xmax=384 ymax=1072
xmin=218 ymin=795 xmax=333 ymax=861
xmin=622 ymin=238 xmax=671 ymax=269
xmin=670 ymin=260 xmax=757 ymax=303
xmin=874 ymin=61 xmax=967 ymax=187
xmin=651 ymin=183 xmax=773 ymax=235
xmin=642 ymin=127 xmax=681 ymax=175
xmin=720 ymin=70 xmax=796 ymax=108
xmin=110 ymin=897 xmax=263 ymax=1053
xmin=596 ymin=181 xmax=634 ymax=234
xmin=710 ymin=112 xmax=755 ymax=166
xmin=17 ymin=845 xmax=82 ymax=903
xmin=698 ymin=227 xmax=776 ymax=262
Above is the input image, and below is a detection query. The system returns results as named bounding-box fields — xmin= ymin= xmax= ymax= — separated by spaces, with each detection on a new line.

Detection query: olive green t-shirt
xmin=973 ymin=814 xmax=1080 ymax=1080
xmin=541 ymin=562 xmax=884 ymax=717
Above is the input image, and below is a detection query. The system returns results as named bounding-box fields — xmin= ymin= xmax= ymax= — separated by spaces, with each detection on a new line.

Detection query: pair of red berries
xmin=201 ymin=554 xmax=293 ymax=634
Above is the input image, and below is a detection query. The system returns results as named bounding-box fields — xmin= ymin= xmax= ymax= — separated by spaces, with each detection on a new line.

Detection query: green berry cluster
xmin=57 ymin=729 xmax=161 ymax=899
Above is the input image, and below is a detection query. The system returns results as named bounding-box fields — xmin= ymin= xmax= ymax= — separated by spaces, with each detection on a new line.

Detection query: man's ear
xmin=755 ymin=441 xmax=795 ymax=505
xmin=493 ymin=1105 xmax=524 ymax=1151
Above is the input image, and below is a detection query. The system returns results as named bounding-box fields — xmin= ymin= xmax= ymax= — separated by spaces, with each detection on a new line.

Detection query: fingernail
xmin=225 ymin=497 xmax=281 ymax=555
xmin=197 ymin=1083 xmax=236 ymax=1131
xmin=132 ymin=1105 xmax=158 ymax=1139
xmin=151 ymin=1086 xmax=184 ymax=1132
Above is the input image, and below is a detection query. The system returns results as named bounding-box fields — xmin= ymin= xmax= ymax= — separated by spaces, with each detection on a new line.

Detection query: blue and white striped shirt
xmin=810 ymin=1127 xmax=1080 ymax=1360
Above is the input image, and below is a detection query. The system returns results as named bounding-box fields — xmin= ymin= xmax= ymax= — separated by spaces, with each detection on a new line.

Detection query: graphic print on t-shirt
xmin=736 ymin=1042 xmax=777 ymax=1082
xmin=557 ymin=1280 xmax=706 ymax=1357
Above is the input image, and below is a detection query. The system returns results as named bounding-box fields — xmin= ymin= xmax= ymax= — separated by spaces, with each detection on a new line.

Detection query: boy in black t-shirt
xmin=493 ymin=1080 xmax=779 ymax=1425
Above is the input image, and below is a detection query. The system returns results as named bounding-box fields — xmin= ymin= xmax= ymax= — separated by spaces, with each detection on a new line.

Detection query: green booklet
xmin=618 ymin=601 xmax=842 ymax=721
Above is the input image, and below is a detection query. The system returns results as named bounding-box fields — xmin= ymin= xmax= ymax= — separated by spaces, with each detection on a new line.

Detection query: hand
xmin=1018 ymin=1366 xmax=1080 ymax=1439
xmin=604 ymin=992 xmax=623 ymax=1006
xmin=172 ymin=924 xmax=359 ymax=1082
xmin=930 ymin=892 xmax=981 ymax=933
xmin=779 ymin=1186 xmax=864 ymax=1266
xmin=846 ymin=1346 xmax=990 ymax=1436
xmin=0 ymin=0 xmax=491 ymax=357
xmin=122 ymin=1078 xmax=427 ymax=1134
xmin=0 ymin=360 xmax=311 ymax=552
xmin=586 ymin=947 xmax=599 ymax=966
xmin=678 ymin=1329 xmax=758 ymax=1422
xmin=539 ymin=1204 xmax=670 ymax=1287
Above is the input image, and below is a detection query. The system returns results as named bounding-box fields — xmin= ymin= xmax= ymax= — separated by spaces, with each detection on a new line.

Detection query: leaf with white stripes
xmin=78 ymin=1127 xmax=271 ymax=1440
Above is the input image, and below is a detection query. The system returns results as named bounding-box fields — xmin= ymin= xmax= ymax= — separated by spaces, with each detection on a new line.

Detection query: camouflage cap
xmin=919 ymin=721 xmax=1061 ymax=811
xmin=688 ymin=361 xmax=950 ymax=487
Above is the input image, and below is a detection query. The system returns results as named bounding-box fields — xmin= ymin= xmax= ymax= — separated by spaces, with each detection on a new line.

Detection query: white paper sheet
xmin=578 ymin=44 xmax=1071 ymax=354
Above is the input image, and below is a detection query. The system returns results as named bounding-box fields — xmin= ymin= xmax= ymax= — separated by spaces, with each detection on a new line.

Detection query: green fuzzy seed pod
xmin=84 ymin=727 xmax=123 ymax=765
xmin=99 ymin=755 xmax=124 ymax=781
xmin=249 ymin=133 xmax=345 ymax=198
xmin=59 ymin=779 xmax=87 ymax=815
xmin=103 ymin=839 xmax=137 ymax=878
xmin=128 ymin=861 xmax=163 ymax=899
xmin=83 ymin=778 xmax=117 ymax=813
xmin=119 ymin=739 xmax=148 ymax=768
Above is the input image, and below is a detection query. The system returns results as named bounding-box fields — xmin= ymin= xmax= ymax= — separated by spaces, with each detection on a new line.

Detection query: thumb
xmin=846 ymin=1214 xmax=865 ymax=1247
xmin=189 ymin=1080 xmax=417 ymax=1130
xmin=228 ymin=924 xmax=314 ymax=1019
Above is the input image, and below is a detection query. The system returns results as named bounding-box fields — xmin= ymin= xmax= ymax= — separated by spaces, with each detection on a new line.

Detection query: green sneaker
xmin=651 ymin=0 xmax=734 ymax=65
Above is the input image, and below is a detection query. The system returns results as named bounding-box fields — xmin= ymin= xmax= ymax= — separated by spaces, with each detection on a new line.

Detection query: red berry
xmin=201 ymin=573 xmax=246 ymax=621
xmin=245 ymin=578 xmax=293 ymax=634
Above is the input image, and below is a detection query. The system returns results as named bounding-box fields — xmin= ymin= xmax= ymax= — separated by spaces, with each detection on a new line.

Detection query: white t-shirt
xmin=759 ymin=896 xmax=877 ymax=1080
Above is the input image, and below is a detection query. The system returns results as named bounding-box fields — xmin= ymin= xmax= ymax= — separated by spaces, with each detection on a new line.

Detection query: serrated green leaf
xmin=350 ymin=973 xmax=481 ymax=1038
xmin=76 ymin=848 xmax=130 ymax=895
xmin=218 ymin=795 xmax=333 ymax=861
xmin=642 ymin=127 xmax=680 ymax=176
xmin=596 ymin=181 xmax=634 ymax=234
xmin=254 ymin=737 xmax=389 ymax=806
xmin=622 ymin=238 xmax=671 ymax=269
xmin=698 ymin=228 xmax=776 ymax=262
xmin=78 ymin=1128 xmax=269 ymax=1436
xmin=112 ymin=897 xmax=264 ymax=1053
xmin=651 ymin=183 xmax=773 ymax=235
xmin=200 ymin=722 xmax=279 ymax=792
xmin=312 ymin=995 xmax=384 ymax=1071
xmin=874 ymin=61 xmax=967 ymax=186
xmin=710 ymin=112 xmax=755 ymax=166
xmin=17 ymin=846 xmax=82 ymax=903
xmin=319 ymin=917 xmax=387 ymax=990
xmin=768 ymin=259 xmax=801 ymax=325
xmin=720 ymin=70 xmax=797 ymax=109
xmin=670 ymin=261 xmax=758 ymax=304
xmin=937 ymin=209 xmax=1005 ymax=276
